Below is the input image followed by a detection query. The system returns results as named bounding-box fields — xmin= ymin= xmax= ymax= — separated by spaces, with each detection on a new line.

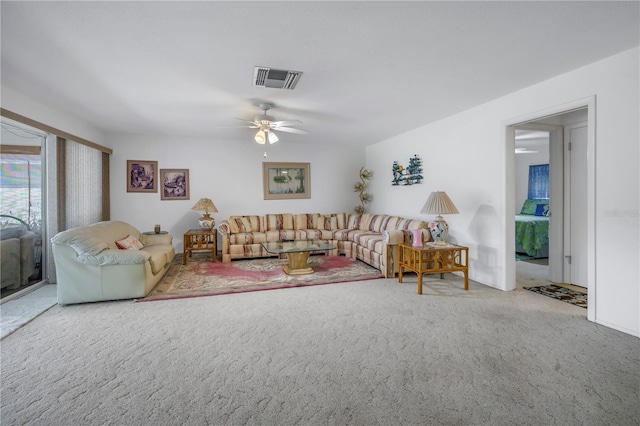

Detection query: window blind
xmin=64 ymin=140 xmax=103 ymax=228
xmin=528 ymin=164 xmax=549 ymax=200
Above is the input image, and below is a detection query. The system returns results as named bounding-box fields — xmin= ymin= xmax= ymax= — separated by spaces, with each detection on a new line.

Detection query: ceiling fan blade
xmin=274 ymin=127 xmax=309 ymax=135
xmin=271 ymin=120 xmax=302 ymax=127
xmin=217 ymin=125 xmax=259 ymax=129
xmin=234 ymin=118 xmax=260 ymax=125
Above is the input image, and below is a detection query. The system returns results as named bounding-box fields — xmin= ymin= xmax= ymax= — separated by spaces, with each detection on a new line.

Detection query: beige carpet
xmin=1 ymin=273 xmax=638 ymax=425
xmin=516 ymin=257 xmax=551 ymax=289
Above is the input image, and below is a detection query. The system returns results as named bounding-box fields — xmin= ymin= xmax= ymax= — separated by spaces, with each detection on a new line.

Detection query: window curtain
xmin=528 ymin=164 xmax=549 ymax=200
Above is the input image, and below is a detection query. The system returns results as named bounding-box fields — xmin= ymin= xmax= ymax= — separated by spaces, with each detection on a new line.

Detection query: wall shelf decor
xmin=392 ymin=155 xmax=423 ymax=186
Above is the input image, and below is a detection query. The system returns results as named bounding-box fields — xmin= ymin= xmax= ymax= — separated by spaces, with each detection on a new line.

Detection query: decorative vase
xmin=412 ymin=228 xmax=423 ymax=247
xmin=429 ymin=216 xmax=449 ymax=244
xmin=198 ymin=214 xmax=215 ymax=231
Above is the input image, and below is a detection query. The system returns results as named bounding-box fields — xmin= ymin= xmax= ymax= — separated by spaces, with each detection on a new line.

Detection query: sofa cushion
xmin=265 ymin=230 xmax=297 ymax=242
xmin=294 ymin=214 xmax=317 ymax=230
xmin=394 ymin=218 xmax=425 ymax=230
xmin=228 ymin=216 xmax=261 ymax=233
xmin=316 ymin=215 xmax=338 ymax=231
xmin=347 ymin=214 xmax=362 ymax=230
xmin=143 ymin=245 xmax=170 ymax=274
xmin=298 ymin=229 xmax=334 ymax=240
xmin=78 ymin=249 xmax=149 ymax=266
xmin=359 ymin=214 xmax=391 ymax=232
xmin=353 ymin=232 xmax=384 ymax=249
xmin=333 ymin=229 xmax=374 ymax=242
xmin=383 ymin=216 xmax=401 ymax=230
xmin=265 ymin=214 xmax=294 ymax=231
xmin=228 ymin=232 xmax=267 ymax=245
xmin=51 ymin=221 xmax=141 ymax=255
xmin=334 ymin=213 xmax=348 ymax=230
xmin=116 ymin=235 xmax=144 ymax=250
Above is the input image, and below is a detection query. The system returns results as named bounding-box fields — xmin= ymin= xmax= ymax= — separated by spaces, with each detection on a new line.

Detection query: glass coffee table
xmin=261 ymin=240 xmax=336 ymax=275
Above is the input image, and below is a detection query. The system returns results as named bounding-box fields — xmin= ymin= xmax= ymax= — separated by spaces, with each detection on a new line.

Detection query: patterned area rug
xmin=140 ymin=254 xmax=384 ymax=302
xmin=524 ymin=284 xmax=588 ymax=309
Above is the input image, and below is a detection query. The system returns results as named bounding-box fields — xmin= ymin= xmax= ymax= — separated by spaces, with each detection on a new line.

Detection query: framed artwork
xmin=160 ymin=169 xmax=190 ymax=200
xmin=263 ymin=162 xmax=311 ymax=200
xmin=127 ymin=160 xmax=158 ymax=193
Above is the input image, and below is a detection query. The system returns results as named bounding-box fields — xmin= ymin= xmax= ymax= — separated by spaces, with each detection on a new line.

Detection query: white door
xmin=563 ymin=123 xmax=588 ymax=287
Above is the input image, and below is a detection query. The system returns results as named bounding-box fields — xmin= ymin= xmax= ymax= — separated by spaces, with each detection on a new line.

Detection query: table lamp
xmin=420 ymin=191 xmax=459 ymax=244
xmin=191 ymin=197 xmax=218 ymax=231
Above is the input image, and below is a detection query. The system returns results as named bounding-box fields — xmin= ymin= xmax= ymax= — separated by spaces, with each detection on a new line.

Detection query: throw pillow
xmin=229 ymin=216 xmax=255 ymax=233
xmin=535 ymin=203 xmax=550 ymax=217
xmin=520 ymin=199 xmax=538 ymax=215
xmin=116 ymin=235 xmax=144 ymax=250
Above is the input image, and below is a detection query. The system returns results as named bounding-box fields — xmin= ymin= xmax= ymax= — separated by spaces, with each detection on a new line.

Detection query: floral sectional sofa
xmin=218 ymin=213 xmax=430 ymax=278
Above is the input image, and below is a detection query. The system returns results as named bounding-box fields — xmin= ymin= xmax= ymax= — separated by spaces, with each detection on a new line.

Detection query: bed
xmin=515 ymin=199 xmax=549 ymax=258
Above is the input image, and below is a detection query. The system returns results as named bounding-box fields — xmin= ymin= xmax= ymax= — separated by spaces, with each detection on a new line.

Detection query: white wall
xmin=105 ymin=133 xmax=365 ymax=253
xmin=1 ymin=85 xmax=106 ymax=145
xmin=366 ymin=47 xmax=640 ymax=337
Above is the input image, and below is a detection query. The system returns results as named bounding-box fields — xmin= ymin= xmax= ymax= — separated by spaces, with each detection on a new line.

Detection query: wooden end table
xmin=398 ymin=242 xmax=469 ymax=294
xmin=183 ymin=229 xmax=217 ymax=265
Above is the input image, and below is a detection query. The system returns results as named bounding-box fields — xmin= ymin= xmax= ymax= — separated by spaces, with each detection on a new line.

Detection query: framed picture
xmin=160 ymin=169 xmax=190 ymax=200
xmin=127 ymin=160 xmax=158 ymax=193
xmin=263 ymin=162 xmax=310 ymax=200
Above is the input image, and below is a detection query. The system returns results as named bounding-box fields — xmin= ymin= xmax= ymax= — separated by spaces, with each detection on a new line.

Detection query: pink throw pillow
xmin=115 ymin=235 xmax=143 ymax=250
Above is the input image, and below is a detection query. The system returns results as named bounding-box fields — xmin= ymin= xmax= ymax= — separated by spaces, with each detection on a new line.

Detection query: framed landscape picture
xmin=160 ymin=169 xmax=190 ymax=200
xmin=263 ymin=162 xmax=310 ymax=200
xmin=127 ymin=160 xmax=158 ymax=193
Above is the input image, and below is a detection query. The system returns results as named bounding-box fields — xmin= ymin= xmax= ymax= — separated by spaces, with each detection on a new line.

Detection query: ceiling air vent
xmin=253 ymin=67 xmax=302 ymax=90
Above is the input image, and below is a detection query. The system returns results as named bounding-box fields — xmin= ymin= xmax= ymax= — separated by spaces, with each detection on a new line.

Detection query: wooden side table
xmin=183 ymin=229 xmax=217 ymax=265
xmin=398 ymin=242 xmax=469 ymax=294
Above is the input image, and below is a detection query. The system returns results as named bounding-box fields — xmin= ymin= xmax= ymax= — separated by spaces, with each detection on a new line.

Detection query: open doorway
xmin=505 ymin=98 xmax=595 ymax=320
xmin=514 ymin=129 xmax=551 ymax=290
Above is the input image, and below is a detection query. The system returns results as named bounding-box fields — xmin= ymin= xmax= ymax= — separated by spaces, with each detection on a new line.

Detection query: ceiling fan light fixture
xmin=268 ymin=131 xmax=279 ymax=144
xmin=254 ymin=130 xmax=266 ymax=144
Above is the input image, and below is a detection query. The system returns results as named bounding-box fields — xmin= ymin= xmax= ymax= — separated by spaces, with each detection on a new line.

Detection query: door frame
xmin=504 ymin=96 xmax=596 ymax=322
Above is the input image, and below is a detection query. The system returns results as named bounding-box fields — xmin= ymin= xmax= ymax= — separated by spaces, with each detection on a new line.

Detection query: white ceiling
xmin=1 ymin=1 xmax=638 ymax=148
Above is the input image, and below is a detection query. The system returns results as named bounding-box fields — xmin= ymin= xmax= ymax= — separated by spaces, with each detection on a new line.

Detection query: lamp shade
xmin=420 ymin=191 xmax=459 ymax=244
xmin=192 ymin=198 xmax=218 ymax=214
xmin=420 ymin=191 xmax=459 ymax=215
xmin=192 ymin=198 xmax=218 ymax=231
xmin=254 ymin=130 xmax=266 ymax=144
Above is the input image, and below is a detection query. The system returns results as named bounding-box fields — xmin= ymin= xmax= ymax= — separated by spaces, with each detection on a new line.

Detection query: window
xmin=528 ymin=164 xmax=549 ymax=200
xmin=1 ymin=123 xmax=46 ymax=295
xmin=1 ymin=110 xmax=112 ymax=287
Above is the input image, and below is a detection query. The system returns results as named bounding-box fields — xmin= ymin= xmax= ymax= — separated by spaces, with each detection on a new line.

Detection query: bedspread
xmin=515 ymin=214 xmax=549 ymax=258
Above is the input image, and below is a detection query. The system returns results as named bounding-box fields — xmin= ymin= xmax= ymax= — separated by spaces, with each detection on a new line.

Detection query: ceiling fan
xmin=234 ymin=103 xmax=308 ymax=145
